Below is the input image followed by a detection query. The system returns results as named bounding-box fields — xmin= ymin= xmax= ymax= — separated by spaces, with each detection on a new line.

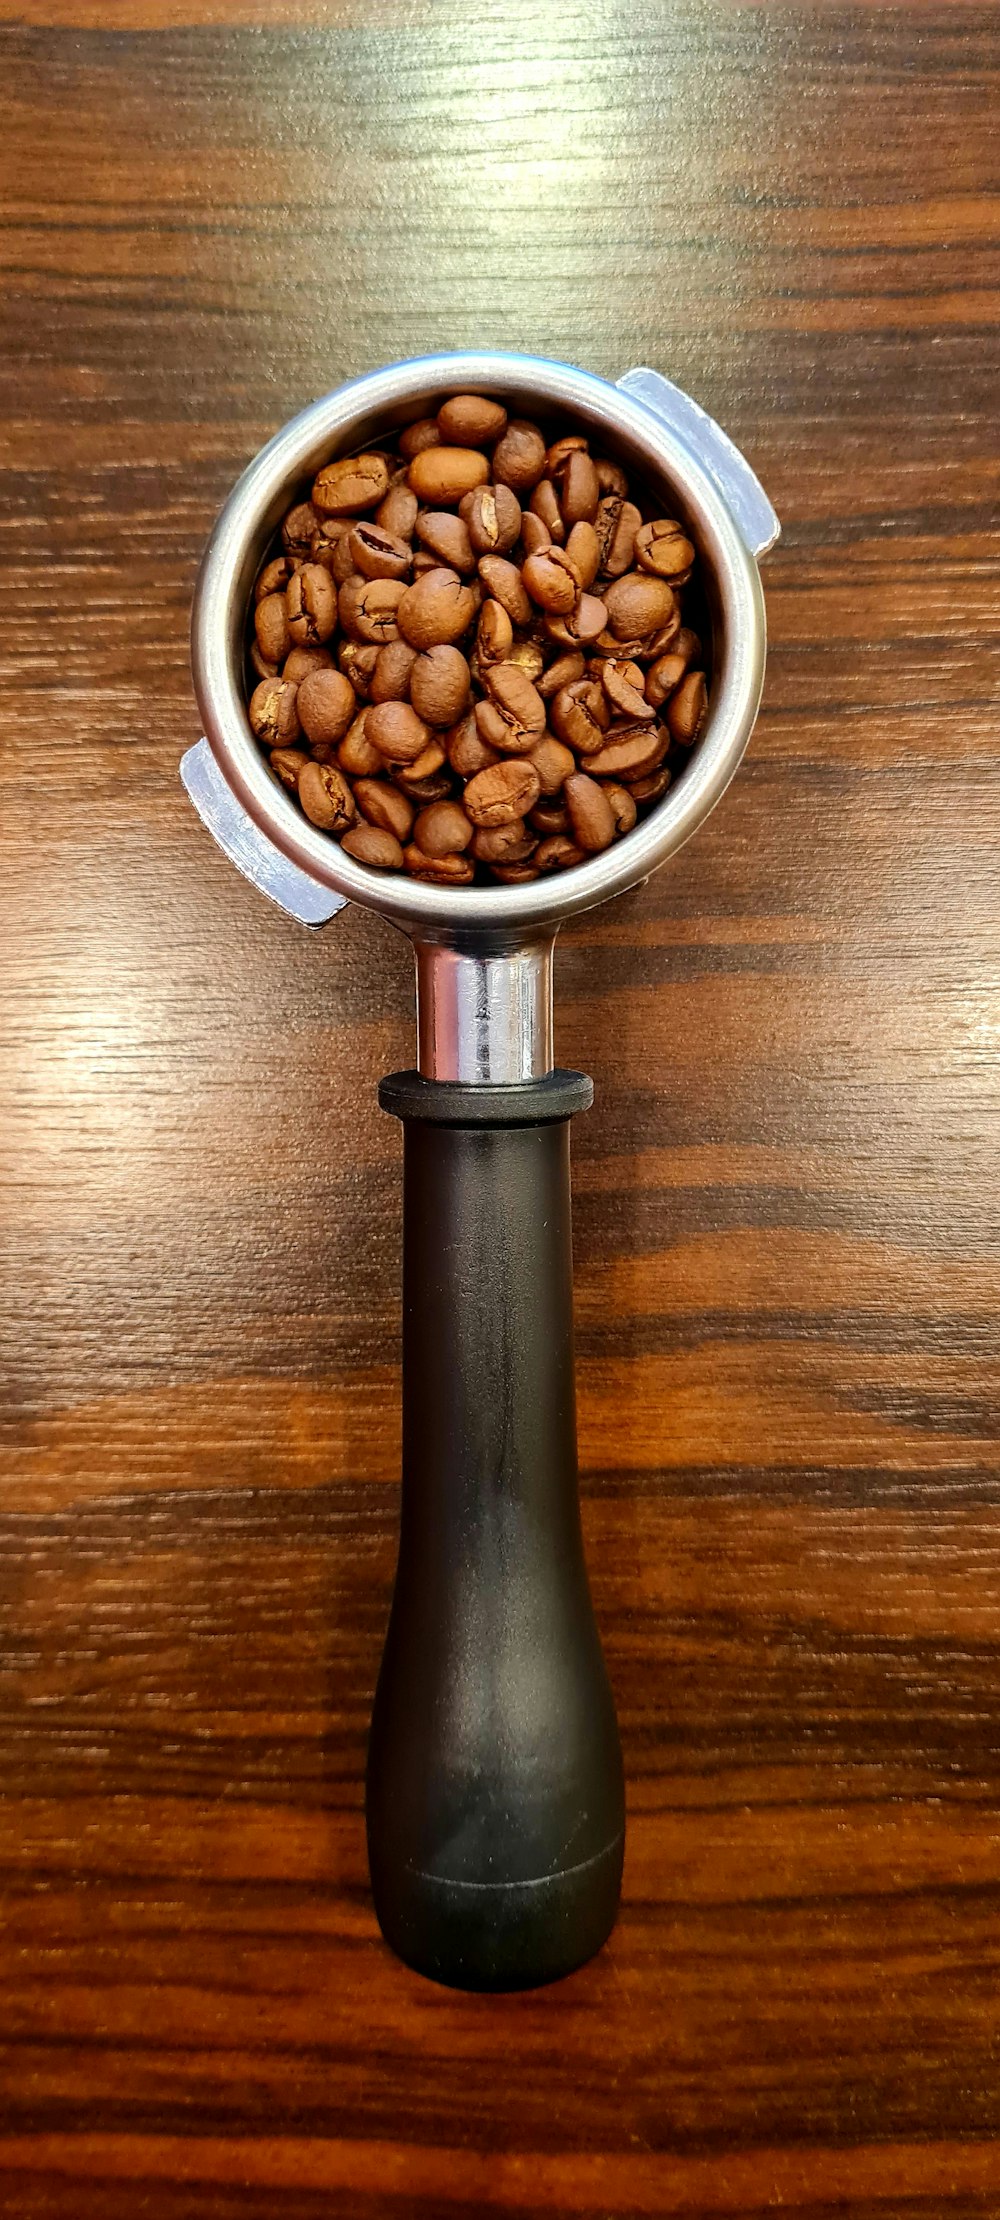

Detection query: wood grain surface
xmin=2 ymin=2 xmax=999 ymax=2213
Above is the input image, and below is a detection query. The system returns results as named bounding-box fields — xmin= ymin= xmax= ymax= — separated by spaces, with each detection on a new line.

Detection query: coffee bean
xmin=354 ymin=779 xmax=415 ymax=841
xmin=415 ymin=510 xmax=475 ymax=573
xmin=377 ymin=483 xmax=419 ymax=539
xmin=535 ymin=834 xmax=585 ymax=872
xmin=402 ymin=845 xmax=475 ymax=884
xmin=398 ymin=418 xmax=441 ymax=461
xmin=407 ymin=446 xmax=491 ymax=506
xmin=298 ymin=759 xmax=356 ymax=832
xmin=477 ymin=554 xmax=532 ymax=627
xmin=666 ymin=669 xmax=708 ymax=743
xmin=436 ymin=394 xmax=508 ymax=446
xmin=604 ymin=572 xmax=676 ymax=642
xmin=254 ymin=592 xmax=291 ymax=665
xmin=296 ymin=667 xmax=356 ymax=748
xmin=312 ymin=454 xmax=390 ymax=515
xmin=414 ymin=800 xmax=475 ymax=857
xmin=371 ymin=639 xmax=418 ymax=702
xmin=462 ymin=482 xmax=522 ymax=555
xmin=284 ymin=646 xmax=335 ymax=685
xmin=338 ymin=576 xmax=406 ymax=644
xmin=471 ymin=820 xmax=537 ymax=863
xmin=349 ymin=523 xmax=412 ymax=581
xmin=341 ymin=823 xmax=405 ymax=870
xmin=249 ymin=393 xmax=707 ymax=880
xmin=397 ymin=567 xmax=477 ymax=649
xmin=249 ymin=676 xmax=301 ymax=747
xmin=282 ymin=501 xmax=319 ymax=556
xmin=564 ymin=772 xmax=615 ymax=852
xmin=634 ymin=518 xmax=696 ymax=581
xmin=491 ymin=419 xmax=547 ymax=493
xmin=269 ymin=746 xmax=309 ymax=792
xmin=366 ymin=700 xmax=432 ymax=764
xmin=529 ymin=735 xmax=576 ymax=794
xmin=522 ymin=548 xmax=579 ymax=615
xmin=463 ymin=759 xmax=541 ymax=827
xmin=410 ymin=645 xmax=471 ymax=728
xmin=337 ymin=712 xmax=384 ymax=778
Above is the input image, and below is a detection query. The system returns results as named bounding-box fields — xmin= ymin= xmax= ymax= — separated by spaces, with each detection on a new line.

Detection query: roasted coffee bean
xmin=336 ymin=640 xmax=380 ymax=696
xmin=403 ymin=844 xmax=475 ymax=884
xmin=254 ymin=592 xmax=291 ymax=665
xmin=414 ymin=800 xmax=475 ymax=857
xmin=445 ymin=711 xmax=500 ymax=779
xmin=528 ymin=480 xmax=565 ymax=543
xmin=601 ymin=657 xmax=656 ymax=721
xmin=477 ymin=555 xmax=532 ymax=627
xmin=491 ymin=419 xmax=547 ymax=493
xmin=397 ymin=567 xmax=477 ymax=649
xmin=471 ymin=821 xmax=537 ymax=863
xmin=463 ymin=758 xmax=541 ymax=827
xmin=313 ymin=453 xmax=390 ymax=515
xmin=604 ymin=571 xmax=676 ymax=643
xmin=476 ymin=599 xmax=514 ymax=667
xmin=584 ymin=722 xmax=670 ymax=779
xmin=354 ymin=779 xmax=415 ymax=841
xmin=666 ymin=669 xmax=708 ymax=743
xmin=407 ymin=446 xmax=490 ymax=506
xmin=341 ymin=823 xmax=405 ymax=870
xmin=558 ymin=449 xmax=600 ymax=528
xmin=530 ymin=800 xmax=570 ymax=836
xmin=410 ymin=645 xmax=471 ymax=728
xmin=287 ymin=564 xmax=338 ymax=646
xmin=298 ymin=759 xmax=356 ymax=832
xmin=377 ymin=483 xmax=419 ymax=539
xmin=436 ymin=394 xmax=507 ymax=446
xmin=249 ymin=677 xmax=301 ymax=747
xmin=564 ymin=771 xmax=615 ymax=852
xmin=366 ymin=700 xmax=432 ymax=764
xmin=398 ymin=418 xmax=441 ymax=461
xmin=535 ymin=834 xmax=585 ymax=872
xmin=520 ymin=512 xmax=552 ymax=558
xmin=625 ymin=765 xmax=671 ymax=803
xmin=634 ymin=518 xmax=696 ymax=581
xmin=248 ymin=392 xmax=707 ymax=879
xmin=256 ymin=554 xmax=297 ymax=601
xmin=371 ymin=639 xmax=418 ymax=702
xmin=349 ymin=523 xmax=412 ymax=581
xmin=296 ymin=667 xmax=356 ymax=748
xmin=282 ymin=501 xmax=319 ymax=556
xmin=537 ymin=650 xmax=585 ymax=699
xmin=564 ymin=520 xmax=600 ymax=589
xmin=338 ymin=575 xmax=406 ymax=644
xmin=529 ymin=735 xmax=576 ymax=794
xmin=545 ymin=593 xmax=608 ymax=647
xmin=550 ymin=678 xmax=610 ymax=754
xmin=522 ymin=547 xmax=579 ymax=615
xmin=462 ymin=482 xmax=522 ymax=555
xmin=416 ymin=509 xmax=475 ymax=573
xmin=645 ymin=650 xmax=688 ymax=708
xmin=603 ymin=782 xmax=638 ymax=835
xmin=284 ymin=645 xmax=335 ymax=684
xmin=269 ymin=746 xmax=309 ymax=792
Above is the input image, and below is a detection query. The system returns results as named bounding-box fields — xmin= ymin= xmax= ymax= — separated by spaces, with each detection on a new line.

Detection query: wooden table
xmin=2 ymin=3 xmax=999 ymax=2211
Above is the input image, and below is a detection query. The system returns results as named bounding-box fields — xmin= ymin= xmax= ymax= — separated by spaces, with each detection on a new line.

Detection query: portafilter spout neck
xmin=412 ymin=931 xmax=556 ymax=1084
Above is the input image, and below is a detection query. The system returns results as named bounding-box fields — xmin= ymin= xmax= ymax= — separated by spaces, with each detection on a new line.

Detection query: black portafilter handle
xmin=366 ymin=1068 xmax=625 ymax=1991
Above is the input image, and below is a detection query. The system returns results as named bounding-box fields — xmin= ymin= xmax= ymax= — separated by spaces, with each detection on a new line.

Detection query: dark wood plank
xmin=1 ymin=2 xmax=999 ymax=2212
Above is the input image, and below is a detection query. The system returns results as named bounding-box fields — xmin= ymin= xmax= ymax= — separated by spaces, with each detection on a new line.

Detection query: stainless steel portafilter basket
xmin=184 ymin=352 xmax=779 ymax=1992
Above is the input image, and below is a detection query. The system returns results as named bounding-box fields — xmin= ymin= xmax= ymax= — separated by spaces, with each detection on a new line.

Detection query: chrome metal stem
xmin=414 ymin=935 xmax=555 ymax=1083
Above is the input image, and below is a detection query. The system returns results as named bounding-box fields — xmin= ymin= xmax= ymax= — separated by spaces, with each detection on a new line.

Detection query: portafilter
xmin=183 ymin=351 xmax=779 ymax=1991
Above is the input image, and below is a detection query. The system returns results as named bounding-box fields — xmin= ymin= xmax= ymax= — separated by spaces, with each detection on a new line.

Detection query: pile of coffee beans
xmin=246 ymin=394 xmax=708 ymax=885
